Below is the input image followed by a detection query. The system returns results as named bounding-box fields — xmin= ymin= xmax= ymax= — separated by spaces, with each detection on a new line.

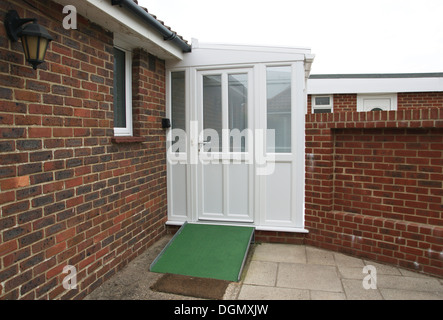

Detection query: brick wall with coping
xmin=0 ymin=0 xmax=168 ymax=299
xmin=307 ymin=92 xmax=443 ymax=113
xmin=305 ymin=109 xmax=443 ymax=277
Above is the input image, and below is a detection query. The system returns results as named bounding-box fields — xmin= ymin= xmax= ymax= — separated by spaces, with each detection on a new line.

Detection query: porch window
xmin=113 ymin=46 xmax=133 ymax=136
xmin=266 ymin=66 xmax=292 ymax=153
xmin=171 ymin=71 xmax=186 ymax=152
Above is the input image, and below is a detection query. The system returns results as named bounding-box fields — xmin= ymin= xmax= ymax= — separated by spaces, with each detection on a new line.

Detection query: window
xmin=312 ymin=95 xmax=333 ymax=113
xmin=228 ymin=73 xmax=248 ymax=152
xmin=266 ymin=66 xmax=292 ymax=153
xmin=113 ymin=46 xmax=132 ymax=136
xmin=357 ymin=94 xmax=397 ymax=112
xmin=171 ymin=71 xmax=186 ymax=152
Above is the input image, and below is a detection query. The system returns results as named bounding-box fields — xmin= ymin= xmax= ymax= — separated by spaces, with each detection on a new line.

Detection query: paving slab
xmin=277 ymin=263 xmax=343 ymax=292
xmin=380 ymin=288 xmax=443 ymax=300
xmin=338 ymin=266 xmax=369 ymax=280
xmin=362 ymin=261 xmax=402 ymax=276
xmin=399 ymin=268 xmax=438 ymax=278
xmin=252 ymin=243 xmax=306 ymax=263
xmin=238 ymin=284 xmax=310 ymax=300
xmin=306 ymin=246 xmax=336 ymax=266
xmin=310 ymin=290 xmax=347 ymax=300
xmin=243 ymin=260 xmax=278 ymax=287
xmin=342 ymin=279 xmax=383 ymax=300
xmin=333 ymin=252 xmax=365 ymax=268
xmin=376 ymin=274 xmax=442 ymax=292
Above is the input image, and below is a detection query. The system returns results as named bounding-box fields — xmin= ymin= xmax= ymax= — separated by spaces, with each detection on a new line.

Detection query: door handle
xmin=198 ymin=140 xmax=209 ymax=152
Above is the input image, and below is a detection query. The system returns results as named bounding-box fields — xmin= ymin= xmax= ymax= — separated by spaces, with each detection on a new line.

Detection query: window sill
xmin=111 ymin=136 xmax=144 ymax=144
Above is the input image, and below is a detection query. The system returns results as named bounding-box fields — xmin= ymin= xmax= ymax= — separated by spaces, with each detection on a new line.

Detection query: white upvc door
xmin=196 ymin=68 xmax=255 ymax=223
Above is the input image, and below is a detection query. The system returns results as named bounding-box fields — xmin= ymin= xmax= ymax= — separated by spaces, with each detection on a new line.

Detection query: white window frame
xmin=312 ymin=95 xmax=333 ymax=113
xmin=357 ymin=93 xmax=397 ymax=112
xmin=113 ymin=43 xmax=133 ymax=137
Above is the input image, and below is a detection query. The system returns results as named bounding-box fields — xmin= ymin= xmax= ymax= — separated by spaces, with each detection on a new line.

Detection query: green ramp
xmin=150 ymin=223 xmax=255 ymax=282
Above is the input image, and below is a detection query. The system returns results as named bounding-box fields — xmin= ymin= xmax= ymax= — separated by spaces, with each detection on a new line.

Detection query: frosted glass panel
xmin=267 ymin=66 xmax=291 ymax=153
xmin=203 ymin=75 xmax=222 ymax=152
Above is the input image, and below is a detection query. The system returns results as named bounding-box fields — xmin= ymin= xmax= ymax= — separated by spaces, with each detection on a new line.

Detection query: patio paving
xmin=85 ymin=236 xmax=443 ymax=300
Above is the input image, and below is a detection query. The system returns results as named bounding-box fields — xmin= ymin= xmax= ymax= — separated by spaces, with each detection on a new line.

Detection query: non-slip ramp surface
xmin=150 ymin=223 xmax=254 ymax=282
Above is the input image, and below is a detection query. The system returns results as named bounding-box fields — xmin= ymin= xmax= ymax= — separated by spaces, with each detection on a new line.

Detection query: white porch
xmin=165 ymin=41 xmax=314 ymax=233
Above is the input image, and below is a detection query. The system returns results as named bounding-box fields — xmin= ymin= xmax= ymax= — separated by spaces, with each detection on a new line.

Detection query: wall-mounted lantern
xmin=4 ymin=10 xmax=53 ymax=70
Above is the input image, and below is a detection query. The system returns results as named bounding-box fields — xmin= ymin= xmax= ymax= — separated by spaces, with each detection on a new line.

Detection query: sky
xmin=138 ymin=0 xmax=443 ymax=75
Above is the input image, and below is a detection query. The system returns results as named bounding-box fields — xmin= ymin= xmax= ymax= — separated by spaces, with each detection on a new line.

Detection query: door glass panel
xmin=203 ymin=75 xmax=222 ymax=152
xmin=266 ymin=66 xmax=291 ymax=153
xmin=228 ymin=73 xmax=248 ymax=152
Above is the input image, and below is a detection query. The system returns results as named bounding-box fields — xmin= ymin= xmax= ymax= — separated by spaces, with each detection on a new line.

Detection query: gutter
xmin=111 ymin=0 xmax=192 ymax=53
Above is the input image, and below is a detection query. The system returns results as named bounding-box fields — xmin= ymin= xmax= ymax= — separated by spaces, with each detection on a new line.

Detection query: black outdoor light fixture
xmin=4 ymin=10 xmax=53 ymax=70
xmin=162 ymin=118 xmax=171 ymax=129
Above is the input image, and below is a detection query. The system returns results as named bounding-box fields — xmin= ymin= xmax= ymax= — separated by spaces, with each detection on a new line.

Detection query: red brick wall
xmin=0 ymin=0 xmax=168 ymax=299
xmin=334 ymin=128 xmax=442 ymax=223
xmin=305 ymin=109 xmax=443 ymax=277
xmin=307 ymin=92 xmax=443 ymax=113
xmin=254 ymin=230 xmax=305 ymax=244
xmin=333 ymin=94 xmax=357 ymax=112
xmin=398 ymin=92 xmax=443 ymax=110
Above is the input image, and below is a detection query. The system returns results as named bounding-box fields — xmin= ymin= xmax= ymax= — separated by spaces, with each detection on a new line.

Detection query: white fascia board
xmin=168 ymin=42 xmax=311 ymax=69
xmin=304 ymin=54 xmax=315 ymax=80
xmin=192 ymin=41 xmax=312 ymax=54
xmin=52 ymin=0 xmax=183 ymax=61
xmin=308 ymin=77 xmax=443 ymax=95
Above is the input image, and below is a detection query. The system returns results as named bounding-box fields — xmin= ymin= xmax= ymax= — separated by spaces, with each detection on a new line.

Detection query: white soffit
xmin=308 ymin=74 xmax=443 ymax=94
xmin=52 ymin=0 xmax=184 ymax=61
